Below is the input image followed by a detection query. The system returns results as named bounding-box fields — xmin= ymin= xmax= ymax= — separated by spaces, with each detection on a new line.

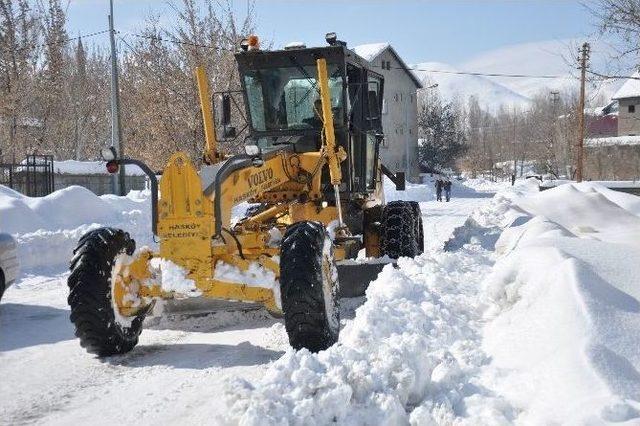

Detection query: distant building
xmin=352 ymin=43 xmax=422 ymax=181
xmin=582 ymin=73 xmax=640 ymax=180
xmin=612 ymin=71 xmax=640 ymax=136
xmin=586 ymin=102 xmax=618 ymax=138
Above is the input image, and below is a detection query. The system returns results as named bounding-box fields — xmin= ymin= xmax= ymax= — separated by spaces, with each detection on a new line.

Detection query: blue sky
xmin=66 ymin=0 xmax=597 ymax=65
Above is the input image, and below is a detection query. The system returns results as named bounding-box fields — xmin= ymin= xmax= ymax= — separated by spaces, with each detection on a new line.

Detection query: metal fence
xmin=0 ymin=154 xmax=55 ymax=197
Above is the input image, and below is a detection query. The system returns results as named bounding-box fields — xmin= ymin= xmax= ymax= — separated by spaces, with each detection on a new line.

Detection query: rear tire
xmin=0 ymin=269 xmax=5 ymax=301
xmin=67 ymin=227 xmax=145 ymax=356
xmin=410 ymin=201 xmax=424 ymax=255
xmin=280 ymin=221 xmax=339 ymax=352
xmin=380 ymin=201 xmax=420 ymax=259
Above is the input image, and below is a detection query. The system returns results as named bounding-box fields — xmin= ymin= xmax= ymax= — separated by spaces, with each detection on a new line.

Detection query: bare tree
xmin=586 ymin=0 xmax=640 ymax=60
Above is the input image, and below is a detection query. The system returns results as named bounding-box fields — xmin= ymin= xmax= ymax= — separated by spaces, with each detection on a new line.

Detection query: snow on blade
xmin=150 ymin=258 xmax=201 ymax=296
xmin=214 ymin=260 xmax=281 ymax=309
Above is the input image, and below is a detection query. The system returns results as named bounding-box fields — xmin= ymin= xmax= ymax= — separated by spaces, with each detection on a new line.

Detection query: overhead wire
xmin=124 ymin=31 xmax=236 ymax=53
xmin=10 ymin=28 xmax=111 ymax=53
xmin=370 ymin=64 xmax=570 ymax=80
xmin=9 ymin=28 xmax=638 ymax=85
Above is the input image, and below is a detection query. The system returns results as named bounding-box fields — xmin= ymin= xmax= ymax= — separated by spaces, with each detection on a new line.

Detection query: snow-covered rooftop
xmin=352 ymin=42 xmax=389 ymax=61
xmin=585 ymin=135 xmax=640 ymax=147
xmin=352 ymin=42 xmax=422 ymax=89
xmin=612 ymin=71 xmax=640 ymax=100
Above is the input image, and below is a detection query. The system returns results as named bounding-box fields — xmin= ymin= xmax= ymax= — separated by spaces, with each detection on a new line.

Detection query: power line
xmin=125 ymin=31 xmax=235 ymax=53
xmin=371 ymin=64 xmax=571 ymax=80
xmin=587 ymin=69 xmax=640 ymax=80
xmin=12 ymin=29 xmax=111 ymax=53
xmin=122 ymin=34 xmax=579 ymax=81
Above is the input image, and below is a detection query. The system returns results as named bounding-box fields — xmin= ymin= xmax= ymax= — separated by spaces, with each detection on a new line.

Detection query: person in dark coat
xmin=435 ymin=178 xmax=443 ymax=202
xmin=444 ymin=179 xmax=452 ymax=202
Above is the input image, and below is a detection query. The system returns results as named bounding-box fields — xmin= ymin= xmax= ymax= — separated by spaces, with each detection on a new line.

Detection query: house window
xmin=381 ymin=59 xmax=385 ymax=70
xmin=629 ymin=105 xmax=636 ymax=113
xmin=394 ymin=93 xmax=399 ymax=102
xmin=386 ymin=61 xmax=391 ymax=70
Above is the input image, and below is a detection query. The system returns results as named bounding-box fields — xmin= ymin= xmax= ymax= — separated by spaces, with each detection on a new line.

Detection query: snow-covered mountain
xmin=413 ymin=38 xmax=629 ymax=111
xmin=411 ymin=61 xmax=532 ymax=112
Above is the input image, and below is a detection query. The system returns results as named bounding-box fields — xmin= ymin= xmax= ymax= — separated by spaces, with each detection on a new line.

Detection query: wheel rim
xmin=321 ymin=238 xmax=339 ymax=332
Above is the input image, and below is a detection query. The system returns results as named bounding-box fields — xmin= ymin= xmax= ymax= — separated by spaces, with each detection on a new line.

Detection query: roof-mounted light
xmin=247 ymin=35 xmax=260 ymax=51
xmin=325 ymin=32 xmax=346 ymax=46
xmin=325 ymin=32 xmax=337 ymax=45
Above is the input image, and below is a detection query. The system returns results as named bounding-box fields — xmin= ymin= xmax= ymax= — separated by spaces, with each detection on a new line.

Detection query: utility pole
xmin=109 ymin=0 xmax=125 ymax=195
xmin=576 ymin=42 xmax=590 ymax=182
xmin=550 ymin=91 xmax=560 ymax=176
xmin=511 ymin=108 xmax=517 ymax=185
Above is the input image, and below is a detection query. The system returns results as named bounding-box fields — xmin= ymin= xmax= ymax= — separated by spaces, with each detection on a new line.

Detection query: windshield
xmin=243 ymin=64 xmax=344 ymax=132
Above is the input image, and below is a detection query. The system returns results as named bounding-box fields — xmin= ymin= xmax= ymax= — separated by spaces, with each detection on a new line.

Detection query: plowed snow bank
xmin=222 ymin=181 xmax=640 ymax=424
xmin=0 ymin=185 xmax=153 ymax=271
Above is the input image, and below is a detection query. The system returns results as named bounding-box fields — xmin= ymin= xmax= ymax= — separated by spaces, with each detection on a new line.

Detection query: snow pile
xmin=221 ymin=180 xmax=640 ymax=424
xmin=0 ymin=184 xmax=153 ymax=271
xmin=481 ymin=182 xmax=640 ymax=423
xmin=459 ymin=177 xmax=510 ymax=193
xmin=222 ymin=246 xmax=508 ymax=425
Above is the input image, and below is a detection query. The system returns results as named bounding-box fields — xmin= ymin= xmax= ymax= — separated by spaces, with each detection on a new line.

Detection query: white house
xmin=353 ymin=43 xmax=423 ymax=181
xmin=612 ymin=71 xmax=640 ymax=136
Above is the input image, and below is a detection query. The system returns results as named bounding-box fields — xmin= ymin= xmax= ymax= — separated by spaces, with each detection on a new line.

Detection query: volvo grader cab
xmin=67 ymin=34 xmax=424 ymax=356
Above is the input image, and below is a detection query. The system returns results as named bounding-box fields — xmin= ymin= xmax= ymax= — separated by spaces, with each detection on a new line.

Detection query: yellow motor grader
xmin=67 ymin=34 xmax=423 ymax=356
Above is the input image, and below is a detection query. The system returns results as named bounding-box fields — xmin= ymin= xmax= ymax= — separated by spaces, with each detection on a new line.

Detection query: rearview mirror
xmin=394 ymin=172 xmax=405 ymax=190
xmin=219 ymin=94 xmax=232 ymax=126
xmin=367 ymin=90 xmax=381 ymax=129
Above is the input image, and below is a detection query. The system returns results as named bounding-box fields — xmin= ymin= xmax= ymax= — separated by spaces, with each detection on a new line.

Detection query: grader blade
xmin=336 ymin=261 xmax=394 ymax=298
xmin=161 ymin=297 xmax=265 ymax=316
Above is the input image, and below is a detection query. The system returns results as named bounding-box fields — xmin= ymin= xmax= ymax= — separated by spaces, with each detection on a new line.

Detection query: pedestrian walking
xmin=444 ymin=179 xmax=452 ymax=202
xmin=435 ymin=178 xmax=443 ymax=202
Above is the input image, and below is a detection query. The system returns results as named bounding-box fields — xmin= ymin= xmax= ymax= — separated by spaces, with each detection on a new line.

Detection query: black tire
xmin=409 ymin=201 xmax=424 ymax=255
xmin=380 ymin=201 xmax=419 ymax=259
xmin=280 ymin=221 xmax=339 ymax=352
xmin=0 ymin=268 xmax=5 ymax=301
xmin=67 ymin=227 xmax=146 ymax=356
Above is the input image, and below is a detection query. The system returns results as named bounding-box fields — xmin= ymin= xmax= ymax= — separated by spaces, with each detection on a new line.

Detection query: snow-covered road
xmin=0 ymin=190 xmax=494 ymax=425
xmin=4 ymin=180 xmax=640 ymax=424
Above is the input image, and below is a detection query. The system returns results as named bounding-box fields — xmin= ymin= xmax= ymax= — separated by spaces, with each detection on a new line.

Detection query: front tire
xmin=67 ymin=227 xmax=146 ymax=356
xmin=280 ymin=221 xmax=339 ymax=352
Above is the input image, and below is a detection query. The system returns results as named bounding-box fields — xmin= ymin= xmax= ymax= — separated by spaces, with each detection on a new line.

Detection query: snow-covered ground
xmin=2 ymin=179 xmax=640 ymax=425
